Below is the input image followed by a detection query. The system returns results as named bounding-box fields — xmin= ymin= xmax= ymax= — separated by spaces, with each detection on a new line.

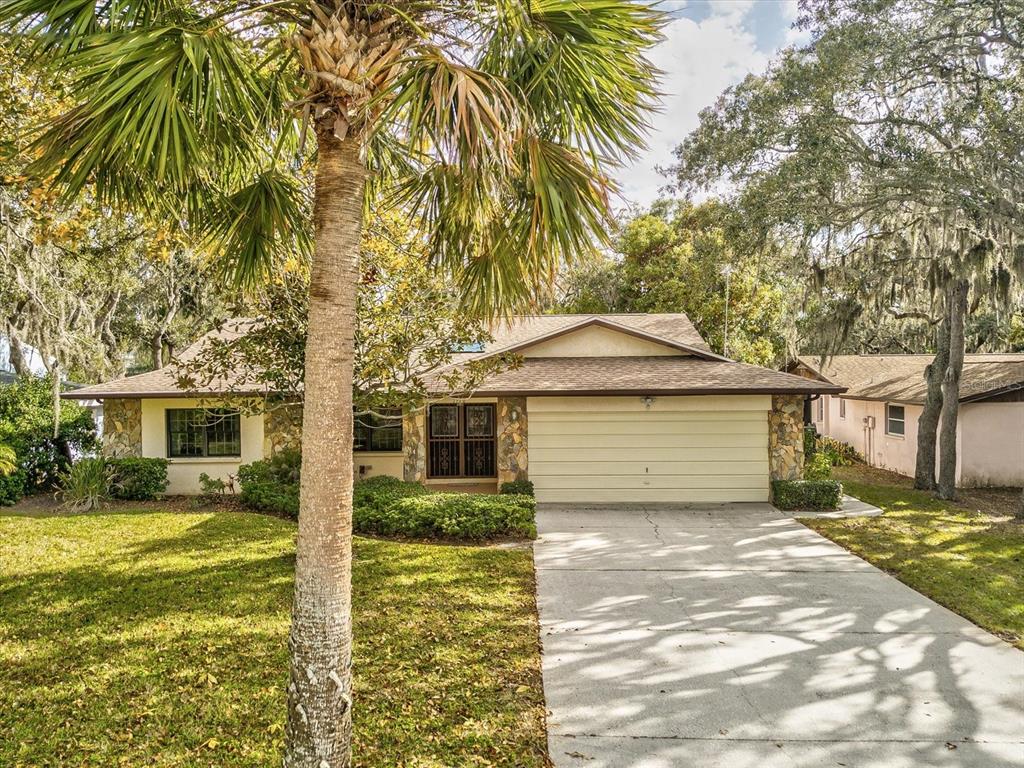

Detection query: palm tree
xmin=1 ymin=1 xmax=662 ymax=764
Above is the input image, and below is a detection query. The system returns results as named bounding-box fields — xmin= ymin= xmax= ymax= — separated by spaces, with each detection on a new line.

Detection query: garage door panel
xmin=532 ymin=474 xmax=768 ymax=490
xmin=527 ymin=396 xmax=770 ymax=504
xmin=529 ymin=432 xmax=766 ymax=450
xmin=530 ymin=446 xmax=767 ymax=463
xmin=529 ymin=410 xmax=766 ymax=423
xmin=530 ymin=419 xmax=766 ymax=436
xmin=530 ymin=460 xmax=770 ymax=477
xmin=537 ymin=488 xmax=769 ymax=504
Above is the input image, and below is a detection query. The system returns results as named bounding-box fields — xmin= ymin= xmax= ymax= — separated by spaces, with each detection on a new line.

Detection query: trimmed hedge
xmin=355 ymin=492 xmax=536 ymax=540
xmin=108 ymin=458 xmax=168 ymax=500
xmin=239 ymin=460 xmax=299 ymax=520
xmin=237 ymin=464 xmax=538 ymax=539
xmin=499 ymin=479 xmax=534 ymax=496
xmin=352 ymin=475 xmax=427 ymax=516
xmin=772 ymin=479 xmax=843 ymax=511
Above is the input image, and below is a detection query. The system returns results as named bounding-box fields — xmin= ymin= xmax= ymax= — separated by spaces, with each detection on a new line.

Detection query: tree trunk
xmin=6 ymin=325 xmax=30 ymax=375
xmin=51 ymin=359 xmax=61 ymax=440
xmin=914 ymin=316 xmax=949 ymax=490
xmin=283 ymin=131 xmax=365 ymax=768
xmin=151 ymin=332 xmax=164 ymax=370
xmin=937 ymin=280 xmax=968 ymax=500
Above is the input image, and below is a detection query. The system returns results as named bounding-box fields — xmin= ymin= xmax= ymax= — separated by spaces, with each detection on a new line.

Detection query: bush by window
xmin=885 ymin=403 xmax=905 ymax=436
xmin=167 ymin=409 xmax=241 ymax=458
xmin=354 ymin=409 xmax=403 ymax=452
xmin=108 ymin=457 xmax=169 ymax=500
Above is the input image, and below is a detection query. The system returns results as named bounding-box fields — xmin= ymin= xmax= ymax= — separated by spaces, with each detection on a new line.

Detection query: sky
xmin=613 ymin=0 xmax=805 ymax=210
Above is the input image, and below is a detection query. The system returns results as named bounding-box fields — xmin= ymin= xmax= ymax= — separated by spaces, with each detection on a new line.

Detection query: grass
xmin=0 ymin=508 xmax=548 ymax=767
xmin=802 ymin=464 xmax=1024 ymax=648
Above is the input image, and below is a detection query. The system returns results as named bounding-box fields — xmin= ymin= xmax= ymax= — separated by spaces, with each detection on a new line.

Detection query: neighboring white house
xmin=64 ymin=313 xmax=841 ymax=501
xmin=791 ymin=354 xmax=1024 ymax=488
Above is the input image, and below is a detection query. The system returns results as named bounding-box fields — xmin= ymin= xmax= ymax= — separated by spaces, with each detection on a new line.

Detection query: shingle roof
xmin=432 ymin=356 xmax=843 ymax=396
xmin=63 ymin=320 xmax=265 ymax=400
xmin=64 ymin=313 xmax=839 ymax=400
xmin=796 ymin=354 xmax=1024 ymax=404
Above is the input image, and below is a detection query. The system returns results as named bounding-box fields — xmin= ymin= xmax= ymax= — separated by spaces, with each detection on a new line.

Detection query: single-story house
xmin=65 ymin=313 xmax=841 ymax=503
xmin=790 ymin=354 xmax=1024 ymax=487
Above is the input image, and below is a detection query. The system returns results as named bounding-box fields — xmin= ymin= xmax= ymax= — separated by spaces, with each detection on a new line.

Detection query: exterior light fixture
xmin=641 ymin=395 xmax=656 ymax=409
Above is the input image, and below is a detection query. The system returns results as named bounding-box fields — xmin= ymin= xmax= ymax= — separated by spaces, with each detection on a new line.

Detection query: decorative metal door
xmin=427 ymin=404 xmax=496 ymax=478
xmin=462 ymin=404 xmax=496 ymax=477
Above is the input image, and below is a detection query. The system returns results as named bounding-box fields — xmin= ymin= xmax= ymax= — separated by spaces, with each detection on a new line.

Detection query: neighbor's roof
xmin=795 ymin=354 xmax=1024 ymax=404
xmin=433 ymin=356 xmax=845 ymax=397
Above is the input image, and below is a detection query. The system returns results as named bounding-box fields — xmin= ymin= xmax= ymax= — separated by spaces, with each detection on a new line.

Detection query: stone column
xmin=769 ymin=394 xmax=805 ymax=480
xmin=263 ymin=404 xmax=303 ymax=457
xmin=403 ymin=407 xmax=427 ymax=483
xmin=102 ymin=398 xmax=143 ymax=457
xmin=496 ymin=397 xmax=528 ymax=486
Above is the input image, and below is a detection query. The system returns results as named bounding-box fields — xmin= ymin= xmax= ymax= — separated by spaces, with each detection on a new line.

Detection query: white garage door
xmin=528 ymin=395 xmax=770 ymax=504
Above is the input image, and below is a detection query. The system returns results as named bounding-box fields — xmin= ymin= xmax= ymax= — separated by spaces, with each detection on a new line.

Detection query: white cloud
xmin=612 ymin=3 xmax=773 ymax=209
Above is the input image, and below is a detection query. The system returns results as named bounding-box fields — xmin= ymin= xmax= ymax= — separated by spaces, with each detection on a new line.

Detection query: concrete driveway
xmin=535 ymin=504 xmax=1024 ymax=768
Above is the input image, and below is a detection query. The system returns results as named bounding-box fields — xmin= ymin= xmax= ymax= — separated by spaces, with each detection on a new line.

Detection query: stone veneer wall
xmin=102 ymin=398 xmax=143 ymax=457
xmin=402 ymin=408 xmax=427 ymax=483
xmin=769 ymin=394 xmax=805 ymax=480
xmin=496 ymin=397 xmax=528 ymax=486
xmin=263 ymin=404 xmax=303 ymax=456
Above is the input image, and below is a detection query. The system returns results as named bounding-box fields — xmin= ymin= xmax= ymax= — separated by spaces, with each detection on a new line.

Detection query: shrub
xmin=355 ymin=492 xmax=536 ymax=540
xmin=56 ymin=458 xmax=113 ymax=513
xmin=772 ymin=479 xmax=843 ymax=511
xmin=0 ymin=377 xmax=97 ymax=498
xmin=499 ymin=479 xmax=534 ymax=496
xmin=803 ymin=425 xmax=818 ymax=459
xmin=0 ymin=468 xmax=27 ymax=506
xmin=238 ymin=450 xmax=302 ymax=518
xmin=199 ymin=472 xmax=234 ymax=497
xmin=803 ymin=452 xmax=833 ymax=481
xmin=352 ymin=474 xmax=428 ymax=516
xmin=108 ymin=458 xmax=169 ymax=500
xmin=815 ymin=436 xmax=862 ymax=466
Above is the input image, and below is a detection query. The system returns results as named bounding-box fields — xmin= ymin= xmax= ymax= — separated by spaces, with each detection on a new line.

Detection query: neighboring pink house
xmin=791 ymin=354 xmax=1024 ymax=488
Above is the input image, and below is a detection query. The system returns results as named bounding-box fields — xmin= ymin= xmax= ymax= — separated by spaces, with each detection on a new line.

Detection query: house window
xmin=427 ymin=403 xmax=496 ymax=478
xmin=839 ymin=399 xmax=846 ymax=419
xmin=167 ymin=409 xmax=241 ymax=458
xmin=816 ymin=397 xmax=824 ymax=421
xmin=885 ymin=404 xmax=905 ymax=436
xmin=353 ymin=409 xmax=403 ymax=452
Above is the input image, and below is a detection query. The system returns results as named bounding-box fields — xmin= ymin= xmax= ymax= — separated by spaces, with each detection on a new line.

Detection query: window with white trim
xmin=839 ymin=399 xmax=846 ymax=419
xmin=816 ymin=397 xmax=824 ymax=421
xmin=885 ymin=403 xmax=905 ymax=436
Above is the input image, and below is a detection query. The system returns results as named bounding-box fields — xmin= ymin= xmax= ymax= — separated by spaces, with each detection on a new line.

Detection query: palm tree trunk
xmin=914 ymin=316 xmax=949 ymax=490
xmin=937 ymin=280 xmax=968 ymax=500
xmin=284 ymin=130 xmax=365 ymax=768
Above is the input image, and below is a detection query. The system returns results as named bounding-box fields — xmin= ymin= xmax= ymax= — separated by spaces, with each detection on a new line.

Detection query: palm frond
xmin=481 ymin=0 xmax=664 ymax=163
xmin=24 ymin=22 xmax=287 ymax=204
xmin=375 ymin=46 xmax=522 ymax=168
xmin=198 ymin=169 xmax=312 ymax=289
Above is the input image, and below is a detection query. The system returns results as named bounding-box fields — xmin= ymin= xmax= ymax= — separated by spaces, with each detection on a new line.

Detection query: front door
xmin=427 ymin=403 xmax=496 ymax=479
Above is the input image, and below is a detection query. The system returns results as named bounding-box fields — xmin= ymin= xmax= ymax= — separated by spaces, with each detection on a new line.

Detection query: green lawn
xmin=0 ymin=508 xmax=547 ymax=767
xmin=802 ymin=465 xmax=1024 ymax=648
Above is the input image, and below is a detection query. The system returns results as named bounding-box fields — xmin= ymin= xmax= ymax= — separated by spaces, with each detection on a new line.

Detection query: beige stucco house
xmin=792 ymin=354 xmax=1024 ymax=488
xmin=66 ymin=313 xmax=840 ymax=502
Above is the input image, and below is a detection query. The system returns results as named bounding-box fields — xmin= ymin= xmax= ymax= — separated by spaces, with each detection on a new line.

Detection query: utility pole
xmin=721 ymin=264 xmax=733 ymax=357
